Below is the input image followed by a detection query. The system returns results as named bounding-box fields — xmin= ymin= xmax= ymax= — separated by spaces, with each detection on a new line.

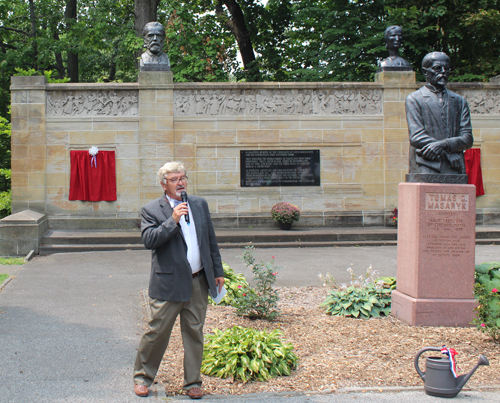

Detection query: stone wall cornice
xmin=45 ymin=83 xmax=140 ymax=91
xmin=173 ymin=81 xmax=385 ymax=90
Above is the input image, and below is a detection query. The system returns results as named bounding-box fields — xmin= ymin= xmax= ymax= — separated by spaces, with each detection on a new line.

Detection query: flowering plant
xmin=271 ymin=202 xmax=301 ymax=224
xmin=472 ymin=284 xmax=500 ymax=343
xmin=234 ymin=246 xmax=280 ymax=320
xmin=391 ymin=207 xmax=398 ymax=225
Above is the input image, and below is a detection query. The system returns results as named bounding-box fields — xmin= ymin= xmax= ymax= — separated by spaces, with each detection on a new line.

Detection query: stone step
xmin=37 ymin=226 xmax=500 ymax=255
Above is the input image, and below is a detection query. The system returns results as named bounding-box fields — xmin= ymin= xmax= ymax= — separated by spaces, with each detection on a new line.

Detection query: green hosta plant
xmin=208 ymin=263 xmax=249 ymax=306
xmin=321 ymin=284 xmax=392 ymax=318
xmin=472 ymin=283 xmax=500 ymax=343
xmin=475 ymin=262 xmax=500 ymax=293
xmin=377 ymin=276 xmax=397 ymax=290
xmin=201 ymin=326 xmax=298 ymax=382
xmin=320 ymin=266 xmax=393 ymax=318
xmin=233 ymin=246 xmax=280 ymax=320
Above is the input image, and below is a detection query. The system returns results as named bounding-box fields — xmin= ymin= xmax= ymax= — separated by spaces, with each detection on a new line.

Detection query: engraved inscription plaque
xmin=422 ymin=192 xmax=473 ymax=259
xmin=425 ymin=193 xmax=469 ymax=211
xmin=240 ymin=150 xmax=320 ymax=187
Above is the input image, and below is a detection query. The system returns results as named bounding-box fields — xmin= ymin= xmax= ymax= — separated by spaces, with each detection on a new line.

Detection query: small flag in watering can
xmin=441 ymin=346 xmax=458 ymax=378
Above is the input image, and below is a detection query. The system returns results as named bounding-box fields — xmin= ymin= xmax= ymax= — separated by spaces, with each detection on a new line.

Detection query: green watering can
xmin=414 ymin=347 xmax=489 ymax=398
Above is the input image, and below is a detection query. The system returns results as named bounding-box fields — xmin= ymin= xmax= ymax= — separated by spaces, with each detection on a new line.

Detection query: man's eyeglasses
xmin=428 ymin=65 xmax=451 ymax=73
xmin=165 ymin=176 xmax=188 ymax=184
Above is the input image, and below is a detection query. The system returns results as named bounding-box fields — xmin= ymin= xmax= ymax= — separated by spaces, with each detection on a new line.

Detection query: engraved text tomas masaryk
xmin=425 ymin=193 xmax=469 ymax=211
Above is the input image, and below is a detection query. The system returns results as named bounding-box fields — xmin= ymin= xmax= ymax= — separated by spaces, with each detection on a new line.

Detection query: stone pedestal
xmin=0 ymin=210 xmax=48 ymax=256
xmin=392 ymin=183 xmax=477 ymax=326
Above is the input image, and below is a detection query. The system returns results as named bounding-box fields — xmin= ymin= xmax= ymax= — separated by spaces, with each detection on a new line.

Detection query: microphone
xmin=180 ymin=191 xmax=190 ymax=224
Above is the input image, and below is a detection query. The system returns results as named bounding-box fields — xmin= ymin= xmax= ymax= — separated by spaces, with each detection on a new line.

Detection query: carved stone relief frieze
xmin=46 ymin=90 xmax=139 ymax=117
xmin=174 ymin=89 xmax=382 ymax=116
xmin=454 ymin=90 xmax=500 ymax=114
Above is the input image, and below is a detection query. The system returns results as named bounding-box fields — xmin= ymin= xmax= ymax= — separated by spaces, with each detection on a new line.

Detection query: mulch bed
xmin=151 ymin=286 xmax=500 ymax=396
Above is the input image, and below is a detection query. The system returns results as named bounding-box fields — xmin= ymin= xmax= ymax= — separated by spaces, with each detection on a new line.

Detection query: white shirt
xmin=166 ymin=194 xmax=202 ymax=274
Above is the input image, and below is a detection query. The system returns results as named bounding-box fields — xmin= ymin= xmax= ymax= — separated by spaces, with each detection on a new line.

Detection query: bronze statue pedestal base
xmin=392 ymin=182 xmax=477 ymax=327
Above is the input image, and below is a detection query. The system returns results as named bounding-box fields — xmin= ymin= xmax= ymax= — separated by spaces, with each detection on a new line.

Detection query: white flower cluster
xmin=88 ymin=146 xmax=99 ymax=156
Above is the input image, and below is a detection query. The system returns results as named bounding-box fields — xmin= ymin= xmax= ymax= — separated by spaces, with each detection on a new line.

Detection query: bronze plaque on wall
xmin=240 ymin=150 xmax=320 ymax=187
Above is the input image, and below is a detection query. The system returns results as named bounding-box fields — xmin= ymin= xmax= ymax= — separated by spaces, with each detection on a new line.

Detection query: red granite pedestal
xmin=391 ymin=183 xmax=477 ymax=327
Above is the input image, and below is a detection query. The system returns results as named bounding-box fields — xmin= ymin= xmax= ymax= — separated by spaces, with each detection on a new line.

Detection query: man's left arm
xmin=422 ymin=96 xmax=473 ymax=159
xmin=202 ymin=199 xmax=225 ymax=289
xmin=445 ymin=96 xmax=473 ymax=152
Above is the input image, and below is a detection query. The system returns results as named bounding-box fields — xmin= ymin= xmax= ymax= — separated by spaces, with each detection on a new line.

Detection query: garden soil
xmin=152 ymin=287 xmax=500 ymax=397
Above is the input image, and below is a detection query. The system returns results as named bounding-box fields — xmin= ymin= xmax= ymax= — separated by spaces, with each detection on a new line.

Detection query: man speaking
xmin=133 ymin=161 xmax=224 ymax=399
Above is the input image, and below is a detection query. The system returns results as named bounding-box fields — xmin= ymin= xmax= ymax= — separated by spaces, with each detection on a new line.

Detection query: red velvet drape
xmin=69 ymin=150 xmax=117 ymax=201
xmin=464 ymin=148 xmax=485 ymax=197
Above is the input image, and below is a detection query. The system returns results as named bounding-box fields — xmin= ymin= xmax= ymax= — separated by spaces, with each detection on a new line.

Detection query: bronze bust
xmin=405 ymin=52 xmax=473 ymax=183
xmin=378 ymin=26 xmax=412 ymax=71
xmin=140 ymin=22 xmax=171 ymax=71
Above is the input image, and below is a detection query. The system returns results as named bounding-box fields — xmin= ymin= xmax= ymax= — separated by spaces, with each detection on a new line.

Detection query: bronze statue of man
xmin=140 ymin=22 xmax=171 ymax=71
xmin=405 ymin=52 xmax=473 ymax=182
xmin=379 ymin=25 xmax=411 ymax=70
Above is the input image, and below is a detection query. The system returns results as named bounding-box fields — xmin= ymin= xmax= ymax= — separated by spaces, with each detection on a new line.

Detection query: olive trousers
xmin=133 ymin=274 xmax=209 ymax=389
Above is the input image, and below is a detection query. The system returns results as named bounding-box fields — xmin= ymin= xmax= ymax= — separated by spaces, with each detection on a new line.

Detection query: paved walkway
xmin=1 ymin=246 xmax=499 ymax=402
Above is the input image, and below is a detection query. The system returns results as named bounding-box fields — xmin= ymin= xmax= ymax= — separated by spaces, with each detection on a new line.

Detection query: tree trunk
xmin=134 ymin=0 xmax=160 ymax=37
xmin=217 ymin=0 xmax=256 ymax=69
xmin=29 ymin=0 xmax=37 ymax=71
xmin=52 ymin=31 xmax=66 ymax=79
xmin=65 ymin=0 xmax=78 ymax=82
xmin=134 ymin=0 xmax=161 ymax=68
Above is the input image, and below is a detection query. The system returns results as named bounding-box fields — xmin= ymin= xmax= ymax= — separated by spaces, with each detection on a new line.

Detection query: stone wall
xmin=10 ymin=71 xmax=500 ymax=229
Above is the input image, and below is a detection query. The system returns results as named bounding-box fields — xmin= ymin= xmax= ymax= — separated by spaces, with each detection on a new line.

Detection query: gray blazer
xmin=141 ymin=194 xmax=224 ymax=301
xmin=406 ymin=86 xmax=473 ymax=174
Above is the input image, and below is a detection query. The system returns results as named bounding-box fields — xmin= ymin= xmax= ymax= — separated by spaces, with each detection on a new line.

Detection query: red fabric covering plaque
xmin=464 ymin=148 xmax=485 ymax=197
xmin=69 ymin=150 xmax=117 ymax=201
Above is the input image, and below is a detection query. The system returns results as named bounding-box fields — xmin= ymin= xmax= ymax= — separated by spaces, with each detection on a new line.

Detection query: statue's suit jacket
xmin=141 ymin=194 xmax=223 ymax=302
xmin=406 ymin=86 xmax=473 ymax=174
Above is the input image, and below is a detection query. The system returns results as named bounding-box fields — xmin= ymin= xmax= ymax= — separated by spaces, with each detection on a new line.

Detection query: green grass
xmin=0 ymin=273 xmax=9 ymax=284
xmin=0 ymin=257 xmax=24 ymax=265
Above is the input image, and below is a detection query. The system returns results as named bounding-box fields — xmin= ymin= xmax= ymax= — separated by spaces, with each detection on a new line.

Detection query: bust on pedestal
xmin=140 ymin=21 xmax=171 ymax=72
xmin=392 ymin=51 xmax=477 ymax=327
xmin=377 ymin=26 xmax=412 ymax=73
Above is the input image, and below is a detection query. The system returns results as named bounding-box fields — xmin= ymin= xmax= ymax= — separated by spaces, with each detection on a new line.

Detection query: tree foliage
xmin=0 ymin=0 xmax=499 ymax=121
xmin=249 ymin=0 xmax=500 ymax=82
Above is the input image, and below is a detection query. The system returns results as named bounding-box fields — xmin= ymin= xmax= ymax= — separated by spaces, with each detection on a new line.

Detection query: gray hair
xmin=157 ymin=161 xmax=186 ymax=186
xmin=142 ymin=21 xmax=165 ymax=38
xmin=422 ymin=52 xmax=450 ymax=69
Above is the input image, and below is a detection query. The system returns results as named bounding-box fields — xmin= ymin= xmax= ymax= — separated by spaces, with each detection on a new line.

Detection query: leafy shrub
xmin=321 ymin=285 xmax=392 ymax=318
xmin=208 ymin=263 xmax=249 ymax=306
xmin=270 ymin=202 xmax=301 ymax=224
xmin=475 ymin=262 xmax=500 ymax=292
xmin=377 ymin=276 xmax=397 ymax=290
xmin=0 ymin=189 xmax=11 ymax=219
xmin=472 ymin=284 xmax=500 ymax=343
xmin=14 ymin=68 xmax=71 ymax=83
xmin=0 ymin=169 xmax=11 ymax=192
xmin=233 ymin=247 xmax=280 ymax=320
xmin=320 ymin=266 xmax=392 ymax=318
xmin=202 ymin=326 xmax=298 ymax=382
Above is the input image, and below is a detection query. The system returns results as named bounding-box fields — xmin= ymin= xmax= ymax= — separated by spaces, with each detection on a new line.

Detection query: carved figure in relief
xmin=293 ymin=93 xmax=305 ymax=114
xmin=63 ymin=95 xmax=76 ymax=115
xmin=109 ymin=92 xmax=124 ymax=116
xmin=173 ymin=89 xmax=382 ymax=116
xmin=140 ymin=22 xmax=171 ymax=71
xmin=406 ymin=52 xmax=473 ymax=180
xmin=83 ymin=94 xmax=97 ymax=115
